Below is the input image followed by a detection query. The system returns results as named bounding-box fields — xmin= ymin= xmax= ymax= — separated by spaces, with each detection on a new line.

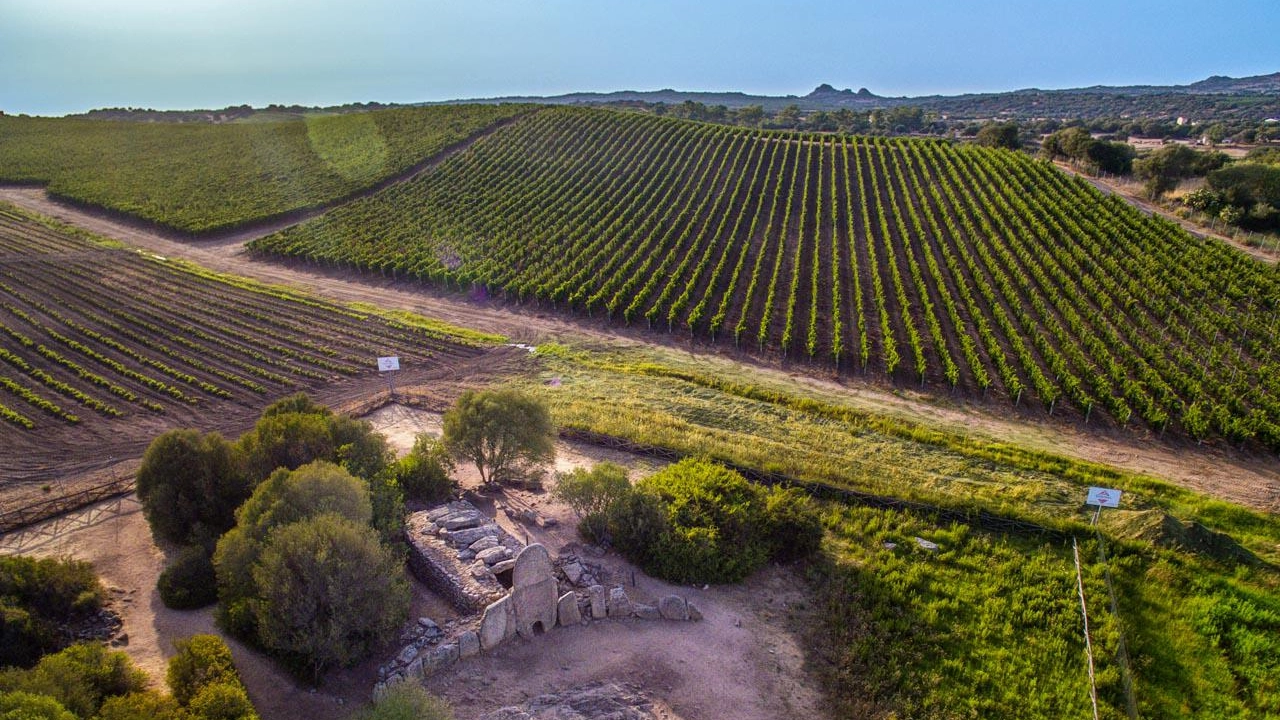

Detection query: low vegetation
xmin=570 ymin=457 xmax=822 ymax=584
xmin=0 ymin=555 xmax=257 ymax=720
xmin=0 ymin=556 xmax=103 ymax=668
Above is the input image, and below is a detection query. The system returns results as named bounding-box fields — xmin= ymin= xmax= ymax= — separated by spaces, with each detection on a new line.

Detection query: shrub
xmin=0 ymin=643 xmax=146 ymax=718
xmin=352 ymin=683 xmax=453 ymax=720
xmin=442 ymin=389 xmax=555 ymax=485
xmin=0 ymin=556 xmax=103 ymax=668
xmin=0 ymin=555 xmax=103 ymax=620
xmin=136 ymin=429 xmax=249 ymax=545
xmin=554 ymin=462 xmax=631 ymax=543
xmin=606 ymin=489 xmax=669 ymax=568
xmin=157 ymin=546 xmax=218 ymax=610
xmin=763 ymin=486 xmax=824 ymax=562
xmin=186 ymin=682 xmax=257 ymax=720
xmin=166 ymin=635 xmax=240 ymax=706
xmin=606 ymin=458 xmax=823 ymax=584
xmin=252 ymin=514 xmax=409 ymax=680
xmin=0 ymin=691 xmax=75 ymax=720
xmin=235 ymin=394 xmax=390 ymax=483
xmin=96 ymin=692 xmax=183 ymax=720
xmin=393 ymin=434 xmax=455 ymax=504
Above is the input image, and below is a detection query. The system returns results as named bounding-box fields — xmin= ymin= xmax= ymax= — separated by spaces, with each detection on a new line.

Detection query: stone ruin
xmin=379 ymin=501 xmax=703 ymax=694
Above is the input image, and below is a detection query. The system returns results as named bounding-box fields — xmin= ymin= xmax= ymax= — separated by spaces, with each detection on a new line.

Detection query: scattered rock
xmin=563 ymin=561 xmax=585 ymax=585
xmin=397 ymin=644 xmax=419 ymax=665
xmin=914 ymin=537 xmax=939 ymax=552
xmin=687 ymin=603 xmax=703 ymax=621
xmin=422 ymin=643 xmax=459 ymax=675
xmin=883 ymin=542 xmax=898 ymax=550
xmin=658 ymin=595 xmax=689 ymax=621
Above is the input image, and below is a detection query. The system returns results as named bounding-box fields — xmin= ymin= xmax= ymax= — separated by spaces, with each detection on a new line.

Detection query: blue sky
xmin=2 ymin=0 xmax=1277 ymax=116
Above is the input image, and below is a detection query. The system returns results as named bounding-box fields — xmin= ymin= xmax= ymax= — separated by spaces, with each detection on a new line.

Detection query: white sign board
xmin=376 ymin=356 xmax=400 ymax=372
xmin=1085 ymin=486 xmax=1121 ymax=508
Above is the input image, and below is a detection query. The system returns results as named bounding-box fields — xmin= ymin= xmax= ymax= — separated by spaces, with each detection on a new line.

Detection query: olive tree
xmin=136 ymin=430 xmax=249 ymax=545
xmin=442 ymin=389 xmax=554 ymax=485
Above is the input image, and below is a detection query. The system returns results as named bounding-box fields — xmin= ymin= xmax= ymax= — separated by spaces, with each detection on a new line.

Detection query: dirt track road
xmin=2 ymin=185 xmax=1277 ymax=513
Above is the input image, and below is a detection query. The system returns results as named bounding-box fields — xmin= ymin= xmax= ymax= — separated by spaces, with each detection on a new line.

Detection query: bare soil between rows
xmin=2 ymin=185 xmax=1275 ymax=513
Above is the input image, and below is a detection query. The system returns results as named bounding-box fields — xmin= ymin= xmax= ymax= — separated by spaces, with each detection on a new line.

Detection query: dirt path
xmin=1 ymin=186 xmax=1277 ymax=513
xmin=1053 ymin=161 xmax=1278 ymax=264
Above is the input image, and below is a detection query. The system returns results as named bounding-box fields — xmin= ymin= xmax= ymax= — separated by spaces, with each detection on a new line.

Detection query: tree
xmin=0 ymin=691 xmax=75 ymax=720
xmin=442 ymin=389 xmax=555 ymax=485
xmin=235 ymin=395 xmax=390 ymax=482
xmin=975 ymin=122 xmax=1020 ymax=150
xmin=136 ymin=430 xmax=249 ymax=545
xmin=553 ymin=462 xmax=631 ymax=542
xmin=214 ymin=461 xmax=373 ymax=635
xmin=251 ymin=514 xmax=408 ymax=680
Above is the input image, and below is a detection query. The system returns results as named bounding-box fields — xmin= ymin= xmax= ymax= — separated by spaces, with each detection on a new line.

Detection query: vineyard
xmin=0 ymin=104 xmax=530 ymax=232
xmin=247 ymin=107 xmax=1280 ymax=450
xmin=0 ymin=203 xmax=486 ymax=447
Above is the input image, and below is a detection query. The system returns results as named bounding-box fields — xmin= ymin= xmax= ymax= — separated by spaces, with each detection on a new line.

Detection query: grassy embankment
xmin=511 ymin=341 xmax=1280 ymax=719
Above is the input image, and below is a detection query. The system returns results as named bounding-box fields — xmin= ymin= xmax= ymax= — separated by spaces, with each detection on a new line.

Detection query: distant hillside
xmin=449 ymin=72 xmax=1280 ymax=120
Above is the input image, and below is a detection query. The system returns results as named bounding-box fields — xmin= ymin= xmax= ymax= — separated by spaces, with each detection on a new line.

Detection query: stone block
xmin=442 ymin=511 xmax=484 ymax=530
xmin=477 ymin=546 xmax=513 ymax=566
xmin=588 ymin=585 xmax=606 ymax=619
xmin=687 ymin=602 xmax=703 ymax=621
xmin=490 ymin=559 xmax=517 ymax=575
xmin=422 ymin=643 xmax=459 ymax=675
xmin=633 ymin=603 xmax=660 ymax=620
xmin=458 ymin=630 xmax=480 ymax=658
xmin=606 ymin=587 xmax=632 ymax=618
xmin=512 ymin=544 xmax=558 ymax=638
xmin=443 ymin=524 xmax=502 ymax=547
xmin=480 ymin=596 xmax=514 ymax=650
xmin=658 ymin=595 xmax=689 ymax=621
xmin=470 ymin=535 xmax=499 ymax=552
xmin=557 ymin=591 xmax=582 ymax=627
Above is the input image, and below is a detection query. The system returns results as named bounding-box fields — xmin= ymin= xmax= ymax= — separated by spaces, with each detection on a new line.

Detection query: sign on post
xmin=1085 ymin=487 xmax=1121 ymax=508
xmin=377 ymin=356 xmax=399 ymax=398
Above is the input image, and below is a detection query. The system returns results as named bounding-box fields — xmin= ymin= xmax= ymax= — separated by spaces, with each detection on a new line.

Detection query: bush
xmin=763 ymin=487 xmax=824 ymax=562
xmin=167 ymin=635 xmax=240 ymax=706
xmin=96 ymin=692 xmax=183 ymax=720
xmin=606 ymin=458 xmax=823 ymax=584
xmin=0 ymin=691 xmax=75 ymax=720
xmin=393 ymin=434 xmax=455 ymax=504
xmin=554 ymin=462 xmax=631 ymax=543
xmin=186 ymin=682 xmax=257 ymax=720
xmin=136 ymin=430 xmax=249 ymax=545
xmin=0 ymin=556 xmax=103 ymax=668
xmin=252 ymin=514 xmax=409 ymax=680
xmin=235 ymin=394 xmax=390 ymax=483
xmin=157 ymin=546 xmax=218 ymax=610
xmin=0 ymin=555 xmax=103 ymax=620
xmin=443 ymin=389 xmax=555 ymax=485
xmin=353 ymin=683 xmax=453 ymax=720
xmin=0 ymin=643 xmax=146 ymax=718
